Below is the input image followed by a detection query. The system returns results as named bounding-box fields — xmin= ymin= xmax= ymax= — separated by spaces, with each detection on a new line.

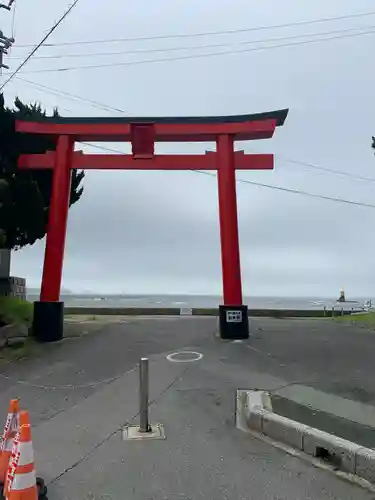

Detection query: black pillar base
xmin=219 ymin=305 xmax=249 ymax=339
xmin=32 ymin=301 xmax=64 ymax=343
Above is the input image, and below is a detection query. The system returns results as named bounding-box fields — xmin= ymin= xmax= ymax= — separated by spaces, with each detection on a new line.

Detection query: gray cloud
xmin=6 ymin=0 xmax=375 ymax=297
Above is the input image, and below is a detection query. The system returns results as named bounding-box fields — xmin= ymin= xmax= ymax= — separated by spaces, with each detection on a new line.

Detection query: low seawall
xmin=63 ymin=307 xmax=352 ymax=318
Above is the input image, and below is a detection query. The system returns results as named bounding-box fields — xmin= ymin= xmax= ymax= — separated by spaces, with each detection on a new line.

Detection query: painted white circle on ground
xmin=166 ymin=351 xmax=203 ymax=363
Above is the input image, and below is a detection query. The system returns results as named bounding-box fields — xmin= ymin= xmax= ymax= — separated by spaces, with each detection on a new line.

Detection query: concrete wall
xmin=63 ymin=306 xmax=351 ymax=317
xmin=61 ymin=306 xmax=350 ymax=318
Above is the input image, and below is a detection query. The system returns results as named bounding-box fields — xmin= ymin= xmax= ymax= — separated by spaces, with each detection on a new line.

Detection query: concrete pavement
xmin=38 ymin=347 xmax=373 ymax=499
xmin=233 ymin=317 xmax=375 ymax=404
xmin=1 ymin=316 xmax=375 ymax=498
xmin=2 ymin=315 xmax=375 ymax=425
xmin=0 ymin=316 xmax=216 ymax=425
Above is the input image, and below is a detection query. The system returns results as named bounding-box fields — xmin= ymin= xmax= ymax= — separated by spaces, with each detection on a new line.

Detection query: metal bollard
xmin=323 ymin=306 xmax=326 ymax=317
xmin=341 ymin=308 xmax=344 ymax=317
xmin=331 ymin=307 xmax=334 ymax=319
xmin=139 ymin=358 xmax=151 ymax=433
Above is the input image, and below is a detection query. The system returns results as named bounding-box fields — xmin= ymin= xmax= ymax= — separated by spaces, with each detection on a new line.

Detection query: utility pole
xmin=0 ymin=0 xmax=15 ymax=284
xmin=0 ymin=0 xmax=15 ymax=73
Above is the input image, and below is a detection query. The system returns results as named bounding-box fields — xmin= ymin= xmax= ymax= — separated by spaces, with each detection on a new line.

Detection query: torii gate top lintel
xmin=15 ymin=108 xmax=288 ymax=142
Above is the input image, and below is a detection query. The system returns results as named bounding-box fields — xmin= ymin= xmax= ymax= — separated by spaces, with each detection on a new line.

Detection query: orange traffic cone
xmin=16 ymin=412 xmax=29 ymax=430
xmin=0 ymin=400 xmax=20 ymax=483
xmin=4 ymin=412 xmax=30 ymax=499
xmin=5 ymin=412 xmax=46 ymax=500
xmin=6 ymin=423 xmax=37 ymax=500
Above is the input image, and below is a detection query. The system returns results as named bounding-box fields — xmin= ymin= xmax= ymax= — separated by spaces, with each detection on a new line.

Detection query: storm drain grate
xmin=315 ymin=447 xmax=342 ymax=469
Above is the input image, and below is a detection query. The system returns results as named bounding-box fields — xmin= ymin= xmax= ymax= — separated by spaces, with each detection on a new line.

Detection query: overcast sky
xmin=3 ymin=0 xmax=375 ymax=297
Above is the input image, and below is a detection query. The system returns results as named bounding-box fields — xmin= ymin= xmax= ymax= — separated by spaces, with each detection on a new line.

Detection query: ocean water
xmin=26 ymin=293 xmax=371 ymax=311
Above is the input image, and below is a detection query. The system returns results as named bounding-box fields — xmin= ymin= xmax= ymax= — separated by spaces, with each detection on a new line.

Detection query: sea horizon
xmin=25 ymin=292 xmax=373 ymax=311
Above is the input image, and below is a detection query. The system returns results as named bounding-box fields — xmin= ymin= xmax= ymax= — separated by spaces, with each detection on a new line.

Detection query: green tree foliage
xmin=0 ymin=94 xmax=84 ymax=249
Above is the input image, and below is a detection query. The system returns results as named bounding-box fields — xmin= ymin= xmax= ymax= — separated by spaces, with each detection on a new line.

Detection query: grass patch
xmin=336 ymin=312 xmax=375 ymax=328
xmin=0 ymin=297 xmax=33 ymax=327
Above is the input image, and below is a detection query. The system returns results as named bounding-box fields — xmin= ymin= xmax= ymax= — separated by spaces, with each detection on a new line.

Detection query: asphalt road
xmin=48 ymin=356 xmax=373 ymax=500
xmin=0 ymin=317 xmax=217 ymax=425
xmin=1 ymin=316 xmax=375 ymax=499
xmin=0 ymin=316 xmax=374 ymax=425
xmin=247 ymin=317 xmax=375 ymax=404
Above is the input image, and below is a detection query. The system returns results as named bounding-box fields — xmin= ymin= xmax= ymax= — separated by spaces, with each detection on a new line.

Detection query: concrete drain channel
xmin=236 ymin=389 xmax=375 ymax=487
xmin=271 ymin=394 xmax=375 ymax=450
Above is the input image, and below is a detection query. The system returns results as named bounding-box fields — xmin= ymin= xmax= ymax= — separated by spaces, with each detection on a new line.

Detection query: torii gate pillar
xmin=216 ymin=134 xmax=248 ymax=338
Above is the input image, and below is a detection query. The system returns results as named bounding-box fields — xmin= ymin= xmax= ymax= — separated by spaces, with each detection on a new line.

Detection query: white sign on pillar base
xmin=219 ymin=305 xmax=249 ymax=340
xmin=180 ymin=307 xmax=193 ymax=316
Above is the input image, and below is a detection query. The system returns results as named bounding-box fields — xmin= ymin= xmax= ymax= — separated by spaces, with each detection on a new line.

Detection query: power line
xmin=0 ymin=0 xmax=15 ymax=10
xmin=8 ymin=28 xmax=375 ymax=75
xmin=275 ymin=154 xmax=375 ymax=183
xmin=78 ymin=142 xmax=375 ymax=209
xmin=14 ymin=76 xmax=126 ymax=114
xmin=14 ymin=78 xmax=375 ymax=188
xmin=13 ymin=76 xmax=375 ymax=202
xmin=0 ymin=0 xmax=83 ymax=90
xmin=7 ymin=24 xmax=374 ymax=61
xmin=79 ymin=142 xmax=127 ymax=153
xmin=13 ymin=9 xmax=375 ymax=48
xmin=86 ymin=142 xmax=375 ymax=186
xmin=248 ymin=148 xmax=375 ymax=183
xmin=195 ymin=170 xmax=375 ymax=209
xmin=237 ymin=177 xmax=375 ymax=209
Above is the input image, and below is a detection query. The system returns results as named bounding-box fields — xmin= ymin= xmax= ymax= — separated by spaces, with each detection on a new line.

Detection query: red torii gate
xmin=16 ymin=109 xmax=288 ymax=342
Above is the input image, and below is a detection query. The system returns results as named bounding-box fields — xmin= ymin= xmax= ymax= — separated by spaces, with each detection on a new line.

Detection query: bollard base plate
xmin=122 ymin=423 xmax=165 ymax=441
